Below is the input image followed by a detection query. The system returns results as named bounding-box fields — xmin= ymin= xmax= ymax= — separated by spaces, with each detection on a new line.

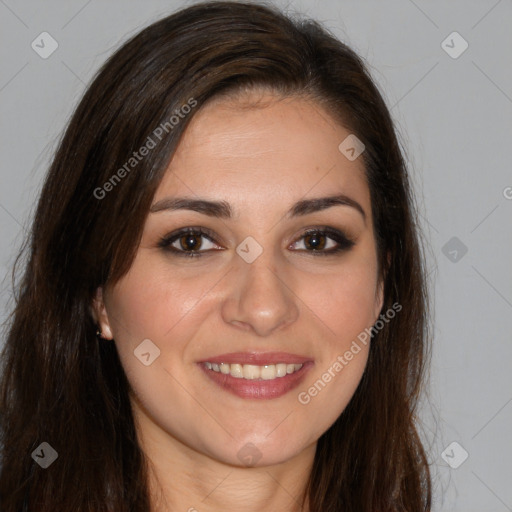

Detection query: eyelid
xmin=291 ymin=226 xmax=356 ymax=253
xmin=158 ymin=226 xmax=222 ymax=252
xmin=158 ymin=225 xmax=356 ymax=257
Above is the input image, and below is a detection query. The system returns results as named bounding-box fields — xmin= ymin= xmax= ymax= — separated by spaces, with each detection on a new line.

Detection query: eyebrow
xmin=150 ymin=194 xmax=366 ymax=223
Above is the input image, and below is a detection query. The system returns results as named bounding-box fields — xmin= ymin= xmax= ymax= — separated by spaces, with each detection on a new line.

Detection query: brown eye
xmin=303 ymin=232 xmax=328 ymax=250
xmin=178 ymin=233 xmax=203 ymax=251
xmin=290 ymin=228 xmax=355 ymax=255
xmin=158 ymin=227 xmax=221 ymax=257
xmin=159 ymin=226 xmax=355 ymax=259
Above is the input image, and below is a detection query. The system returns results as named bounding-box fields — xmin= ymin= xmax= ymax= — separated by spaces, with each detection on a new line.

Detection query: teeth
xmin=230 ymin=363 xmax=243 ymax=378
xmin=204 ymin=362 xmax=303 ymax=380
xmin=276 ymin=363 xmax=287 ymax=377
xmin=243 ymin=364 xmax=260 ymax=379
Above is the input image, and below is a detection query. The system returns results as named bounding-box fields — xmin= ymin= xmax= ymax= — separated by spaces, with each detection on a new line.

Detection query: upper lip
xmin=198 ymin=352 xmax=313 ymax=365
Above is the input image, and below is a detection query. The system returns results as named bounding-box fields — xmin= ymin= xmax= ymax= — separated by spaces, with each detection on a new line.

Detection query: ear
xmin=91 ymin=286 xmax=114 ymax=340
xmin=373 ymin=250 xmax=390 ymax=322
xmin=373 ymin=276 xmax=385 ymax=323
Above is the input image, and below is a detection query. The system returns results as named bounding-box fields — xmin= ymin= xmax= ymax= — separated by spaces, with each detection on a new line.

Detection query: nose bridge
xmin=221 ymin=237 xmax=299 ymax=336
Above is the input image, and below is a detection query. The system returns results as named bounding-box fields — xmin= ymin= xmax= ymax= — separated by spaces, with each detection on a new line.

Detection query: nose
xmin=221 ymin=248 xmax=299 ymax=337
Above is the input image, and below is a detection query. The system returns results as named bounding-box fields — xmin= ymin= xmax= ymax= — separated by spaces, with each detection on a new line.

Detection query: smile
xmin=204 ymin=362 xmax=303 ymax=380
xmin=198 ymin=352 xmax=313 ymax=399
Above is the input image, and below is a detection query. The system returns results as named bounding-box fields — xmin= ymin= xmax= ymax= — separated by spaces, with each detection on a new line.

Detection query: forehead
xmin=153 ymin=92 xmax=370 ymax=218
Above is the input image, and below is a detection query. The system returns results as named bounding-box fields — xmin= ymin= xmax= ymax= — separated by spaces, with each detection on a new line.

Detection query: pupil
xmin=306 ymin=233 xmax=325 ymax=250
xmin=181 ymin=234 xmax=200 ymax=250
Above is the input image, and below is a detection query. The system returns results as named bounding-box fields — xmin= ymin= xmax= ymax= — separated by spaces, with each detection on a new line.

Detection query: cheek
xmin=104 ymin=264 xmax=211 ymax=424
xmin=106 ymin=260 xmax=211 ymax=343
xmin=292 ymin=262 xmax=377 ymax=436
xmin=296 ymin=259 xmax=380 ymax=349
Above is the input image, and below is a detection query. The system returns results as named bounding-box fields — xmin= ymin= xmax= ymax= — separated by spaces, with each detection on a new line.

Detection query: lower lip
xmin=198 ymin=362 xmax=314 ymax=400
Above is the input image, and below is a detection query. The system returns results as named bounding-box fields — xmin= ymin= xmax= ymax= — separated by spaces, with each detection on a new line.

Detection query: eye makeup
xmin=157 ymin=225 xmax=356 ymax=258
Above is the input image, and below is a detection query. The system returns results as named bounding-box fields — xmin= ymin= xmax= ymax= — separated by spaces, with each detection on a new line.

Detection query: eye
xmin=289 ymin=227 xmax=355 ymax=255
xmin=158 ymin=227 xmax=222 ymax=258
xmin=158 ymin=226 xmax=355 ymax=258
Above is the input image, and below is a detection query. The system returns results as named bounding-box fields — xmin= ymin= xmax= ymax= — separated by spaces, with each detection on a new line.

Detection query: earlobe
xmin=91 ymin=287 xmax=114 ymax=340
xmin=373 ymin=251 xmax=390 ymax=322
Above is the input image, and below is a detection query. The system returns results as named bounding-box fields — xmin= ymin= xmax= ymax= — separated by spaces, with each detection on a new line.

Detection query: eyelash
xmin=157 ymin=226 xmax=356 ymax=258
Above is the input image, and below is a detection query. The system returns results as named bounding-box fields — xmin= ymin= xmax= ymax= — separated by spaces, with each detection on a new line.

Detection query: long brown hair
xmin=0 ymin=1 xmax=432 ymax=510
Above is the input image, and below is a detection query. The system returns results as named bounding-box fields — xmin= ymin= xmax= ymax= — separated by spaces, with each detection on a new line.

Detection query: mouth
xmin=197 ymin=352 xmax=314 ymax=400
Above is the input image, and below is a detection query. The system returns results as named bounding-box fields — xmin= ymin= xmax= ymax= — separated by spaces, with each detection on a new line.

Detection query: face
xmin=93 ymin=90 xmax=384 ymax=468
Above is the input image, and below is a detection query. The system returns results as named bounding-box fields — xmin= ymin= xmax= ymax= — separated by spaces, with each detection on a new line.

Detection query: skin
xmin=93 ymin=89 xmax=384 ymax=512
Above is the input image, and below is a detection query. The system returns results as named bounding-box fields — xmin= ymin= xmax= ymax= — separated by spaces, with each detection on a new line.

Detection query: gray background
xmin=1 ymin=0 xmax=511 ymax=510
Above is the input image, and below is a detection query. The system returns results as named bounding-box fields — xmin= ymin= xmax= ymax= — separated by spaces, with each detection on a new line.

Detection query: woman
xmin=0 ymin=1 xmax=432 ymax=510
